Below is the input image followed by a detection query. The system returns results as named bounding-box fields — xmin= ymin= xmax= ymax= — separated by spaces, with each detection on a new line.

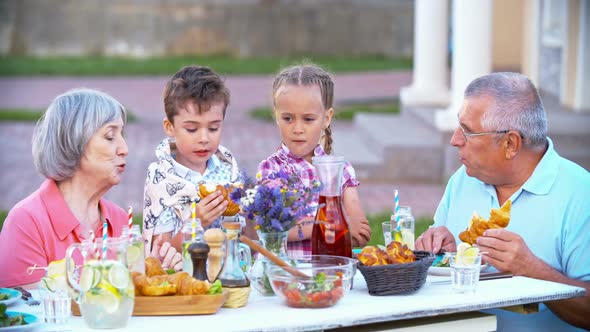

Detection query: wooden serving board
xmin=72 ymin=290 xmax=228 ymax=316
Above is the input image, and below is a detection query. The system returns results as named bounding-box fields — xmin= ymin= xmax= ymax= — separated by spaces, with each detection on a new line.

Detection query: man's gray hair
xmin=465 ymin=72 xmax=547 ymax=149
xmin=32 ymin=88 xmax=126 ymax=181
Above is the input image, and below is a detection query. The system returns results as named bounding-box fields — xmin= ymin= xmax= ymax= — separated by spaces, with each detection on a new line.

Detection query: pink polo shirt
xmin=0 ymin=179 xmax=127 ymax=287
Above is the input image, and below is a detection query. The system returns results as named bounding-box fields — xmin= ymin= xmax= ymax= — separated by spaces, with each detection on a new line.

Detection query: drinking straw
xmin=127 ymin=205 xmax=133 ymax=242
xmin=102 ymin=219 xmax=108 ymax=261
xmin=394 ymin=189 xmax=401 ymax=231
xmin=191 ymin=201 xmax=197 ymax=241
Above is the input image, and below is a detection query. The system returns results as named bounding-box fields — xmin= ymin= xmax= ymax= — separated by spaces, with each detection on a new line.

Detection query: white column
xmin=435 ymin=0 xmax=493 ymax=131
xmin=400 ymin=0 xmax=450 ymax=107
xmin=572 ymin=0 xmax=590 ymax=112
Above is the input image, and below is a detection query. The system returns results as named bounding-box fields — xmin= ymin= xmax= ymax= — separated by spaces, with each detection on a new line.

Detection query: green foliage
xmin=0 ymin=55 xmax=412 ymax=76
xmin=0 ymin=210 xmax=7 ymax=232
xmin=0 ymin=109 xmax=44 ymax=122
xmin=0 ymin=209 xmax=433 ymax=248
xmin=0 ymin=108 xmax=138 ymax=123
xmin=250 ymin=100 xmax=400 ymax=122
xmin=366 ymin=211 xmax=433 ymax=247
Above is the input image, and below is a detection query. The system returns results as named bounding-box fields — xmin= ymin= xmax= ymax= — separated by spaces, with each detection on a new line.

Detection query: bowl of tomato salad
xmin=267 ymin=255 xmax=356 ymax=308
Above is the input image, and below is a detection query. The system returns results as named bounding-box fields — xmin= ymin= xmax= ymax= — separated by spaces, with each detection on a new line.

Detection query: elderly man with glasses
xmin=416 ymin=72 xmax=590 ymax=331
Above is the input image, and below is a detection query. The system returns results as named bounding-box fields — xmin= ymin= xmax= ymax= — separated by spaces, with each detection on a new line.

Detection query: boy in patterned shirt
xmin=143 ymin=65 xmax=242 ymax=257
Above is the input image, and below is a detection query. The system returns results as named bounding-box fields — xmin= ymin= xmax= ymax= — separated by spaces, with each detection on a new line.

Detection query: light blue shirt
xmin=434 ymin=138 xmax=590 ymax=330
xmin=154 ymin=154 xmax=234 ymax=235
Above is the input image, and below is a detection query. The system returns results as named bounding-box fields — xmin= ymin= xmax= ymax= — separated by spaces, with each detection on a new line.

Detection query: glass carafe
xmin=65 ymin=238 xmax=134 ymax=329
xmin=217 ymin=221 xmax=251 ymax=288
xmin=311 ymin=155 xmax=352 ymax=258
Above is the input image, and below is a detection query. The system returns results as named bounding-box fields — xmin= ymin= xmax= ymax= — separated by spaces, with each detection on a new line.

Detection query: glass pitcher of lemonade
xmin=65 ymin=237 xmax=134 ymax=329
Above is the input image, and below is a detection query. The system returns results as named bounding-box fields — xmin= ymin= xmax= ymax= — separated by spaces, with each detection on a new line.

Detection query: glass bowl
xmin=266 ymin=255 xmax=356 ymax=308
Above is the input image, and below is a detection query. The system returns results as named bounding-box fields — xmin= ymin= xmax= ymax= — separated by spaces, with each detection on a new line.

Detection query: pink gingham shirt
xmin=257 ymin=144 xmax=360 ymax=257
xmin=0 ymin=179 xmax=127 ymax=287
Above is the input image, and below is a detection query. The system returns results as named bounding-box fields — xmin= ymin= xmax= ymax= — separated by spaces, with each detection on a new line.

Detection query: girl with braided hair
xmin=257 ymin=63 xmax=371 ymax=257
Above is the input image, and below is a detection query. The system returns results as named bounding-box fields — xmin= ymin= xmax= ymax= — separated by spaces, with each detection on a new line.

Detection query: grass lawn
xmin=0 ymin=209 xmax=431 ymax=246
xmin=0 ymin=55 xmax=412 ymax=77
xmin=0 ymin=108 xmax=139 ymax=123
xmin=250 ymin=100 xmax=400 ymax=122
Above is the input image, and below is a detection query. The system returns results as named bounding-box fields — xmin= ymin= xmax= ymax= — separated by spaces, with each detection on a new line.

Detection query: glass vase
xmin=248 ymin=230 xmax=290 ymax=296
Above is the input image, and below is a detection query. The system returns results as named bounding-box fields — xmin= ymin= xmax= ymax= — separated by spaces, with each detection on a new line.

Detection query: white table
xmin=15 ymin=273 xmax=585 ymax=332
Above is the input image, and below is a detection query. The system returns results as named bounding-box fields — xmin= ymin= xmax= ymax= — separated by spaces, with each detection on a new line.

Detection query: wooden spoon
xmin=239 ymin=235 xmax=310 ymax=279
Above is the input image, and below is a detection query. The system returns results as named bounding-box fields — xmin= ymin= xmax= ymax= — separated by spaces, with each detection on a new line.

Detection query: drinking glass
xmin=39 ymin=284 xmax=70 ymax=324
xmin=450 ymin=253 xmax=482 ymax=294
xmin=392 ymin=206 xmax=415 ymax=250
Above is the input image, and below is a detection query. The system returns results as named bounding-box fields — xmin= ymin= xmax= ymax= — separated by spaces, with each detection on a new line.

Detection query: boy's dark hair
xmin=163 ymin=65 xmax=230 ymax=122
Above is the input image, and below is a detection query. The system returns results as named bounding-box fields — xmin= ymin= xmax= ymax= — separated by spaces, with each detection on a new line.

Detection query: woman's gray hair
xmin=32 ymin=88 xmax=126 ymax=181
xmin=465 ymin=72 xmax=547 ymax=149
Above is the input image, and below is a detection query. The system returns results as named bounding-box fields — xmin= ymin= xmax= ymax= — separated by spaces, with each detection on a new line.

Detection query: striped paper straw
xmin=191 ymin=201 xmax=196 ymax=241
xmin=127 ymin=206 xmax=133 ymax=242
xmin=102 ymin=219 xmax=108 ymax=260
xmin=394 ymin=189 xmax=401 ymax=231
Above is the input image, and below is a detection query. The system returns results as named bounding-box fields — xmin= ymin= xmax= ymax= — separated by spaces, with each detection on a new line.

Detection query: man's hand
xmin=476 ymin=228 xmax=540 ymax=276
xmin=195 ymin=191 xmax=228 ymax=228
xmin=350 ymin=218 xmax=371 ymax=248
xmin=151 ymin=235 xmax=183 ymax=271
xmin=415 ymin=226 xmax=456 ymax=254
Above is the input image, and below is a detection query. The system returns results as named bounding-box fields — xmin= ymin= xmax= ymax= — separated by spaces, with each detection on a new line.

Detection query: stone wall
xmin=0 ymin=0 xmax=414 ymax=57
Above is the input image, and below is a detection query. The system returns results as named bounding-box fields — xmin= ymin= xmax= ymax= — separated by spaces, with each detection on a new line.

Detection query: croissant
xmin=385 ymin=241 xmax=416 ymax=264
xmin=358 ymin=246 xmax=389 ymax=266
xmin=145 ymin=256 xmax=167 ymax=277
xmin=459 ymin=200 xmax=511 ymax=245
xmin=198 ymin=183 xmax=241 ymax=216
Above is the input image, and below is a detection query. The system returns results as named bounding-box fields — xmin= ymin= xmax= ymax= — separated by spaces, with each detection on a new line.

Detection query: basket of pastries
xmin=357 ymin=241 xmax=435 ymax=296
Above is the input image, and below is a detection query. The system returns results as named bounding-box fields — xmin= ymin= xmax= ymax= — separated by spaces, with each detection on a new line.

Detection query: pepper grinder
xmin=188 ymin=241 xmax=210 ymax=281
xmin=204 ymin=228 xmax=226 ymax=282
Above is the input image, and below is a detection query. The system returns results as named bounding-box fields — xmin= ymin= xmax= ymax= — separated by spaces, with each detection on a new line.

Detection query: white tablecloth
xmin=11 ymin=273 xmax=585 ymax=332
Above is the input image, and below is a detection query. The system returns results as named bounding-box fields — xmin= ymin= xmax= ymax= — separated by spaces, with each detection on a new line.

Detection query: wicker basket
xmin=357 ymin=251 xmax=435 ymax=296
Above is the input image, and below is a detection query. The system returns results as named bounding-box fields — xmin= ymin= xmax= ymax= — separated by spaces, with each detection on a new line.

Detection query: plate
xmin=0 ymin=312 xmax=40 ymax=331
xmin=428 ymin=264 xmax=490 ymax=276
xmin=0 ymin=289 xmax=21 ymax=307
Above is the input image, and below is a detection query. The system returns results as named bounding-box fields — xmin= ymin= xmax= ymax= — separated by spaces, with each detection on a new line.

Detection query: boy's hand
xmin=350 ymin=218 xmax=372 ymax=248
xmin=196 ymin=190 xmax=228 ymax=227
xmin=151 ymin=235 xmax=183 ymax=271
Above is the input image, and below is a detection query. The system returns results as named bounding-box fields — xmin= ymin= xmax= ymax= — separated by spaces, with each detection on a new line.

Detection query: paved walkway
xmin=0 ymin=71 xmax=444 ymax=218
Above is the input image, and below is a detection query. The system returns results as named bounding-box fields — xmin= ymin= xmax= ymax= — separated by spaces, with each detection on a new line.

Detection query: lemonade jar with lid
xmin=66 ymin=237 xmax=134 ymax=329
xmin=121 ymin=224 xmax=145 ymax=274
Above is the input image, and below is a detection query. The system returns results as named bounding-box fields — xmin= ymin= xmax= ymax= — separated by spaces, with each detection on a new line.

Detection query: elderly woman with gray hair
xmin=0 ymin=88 xmax=181 ymax=288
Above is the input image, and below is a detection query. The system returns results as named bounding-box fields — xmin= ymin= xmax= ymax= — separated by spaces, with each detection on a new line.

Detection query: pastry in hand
xmin=459 ymin=200 xmax=511 ymax=245
xmin=198 ymin=182 xmax=241 ymax=216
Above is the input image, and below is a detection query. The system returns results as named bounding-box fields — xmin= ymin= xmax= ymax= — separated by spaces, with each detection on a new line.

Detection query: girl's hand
xmin=350 ymin=218 xmax=371 ymax=247
xmin=195 ymin=191 xmax=228 ymax=227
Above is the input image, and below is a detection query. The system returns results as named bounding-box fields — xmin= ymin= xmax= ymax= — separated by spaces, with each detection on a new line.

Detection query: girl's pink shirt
xmin=0 ymin=179 xmax=127 ymax=287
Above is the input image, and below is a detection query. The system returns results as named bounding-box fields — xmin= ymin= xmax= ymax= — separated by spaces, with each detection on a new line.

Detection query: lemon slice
xmin=401 ymin=229 xmax=415 ymax=249
xmin=108 ymin=262 xmax=130 ymax=289
xmin=460 ymin=247 xmax=480 ymax=265
xmin=86 ymin=286 xmax=120 ymax=314
xmin=80 ymin=265 xmax=100 ymax=292
xmin=47 ymin=259 xmax=66 ymax=278
xmin=41 ymin=277 xmax=57 ymax=292
xmin=126 ymin=245 xmax=142 ymax=266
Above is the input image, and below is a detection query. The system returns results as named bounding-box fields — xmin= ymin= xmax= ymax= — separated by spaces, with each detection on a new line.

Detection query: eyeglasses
xmin=458 ymin=124 xmax=509 ymax=140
